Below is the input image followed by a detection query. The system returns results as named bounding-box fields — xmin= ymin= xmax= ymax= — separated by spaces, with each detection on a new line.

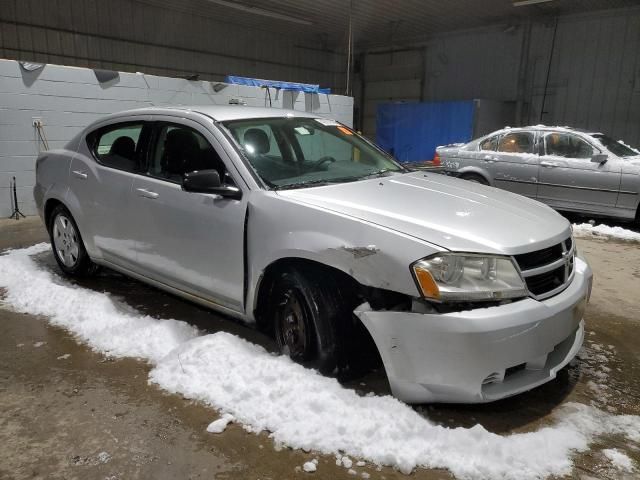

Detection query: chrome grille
xmin=514 ymin=237 xmax=575 ymax=300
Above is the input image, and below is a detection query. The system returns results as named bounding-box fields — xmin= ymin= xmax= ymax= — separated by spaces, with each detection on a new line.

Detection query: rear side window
xmin=497 ymin=132 xmax=535 ymax=154
xmin=90 ymin=123 xmax=144 ymax=172
xmin=545 ymin=133 xmax=593 ymax=159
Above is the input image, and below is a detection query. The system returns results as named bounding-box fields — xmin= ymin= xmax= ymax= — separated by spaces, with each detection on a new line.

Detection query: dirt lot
xmin=0 ymin=216 xmax=638 ymax=480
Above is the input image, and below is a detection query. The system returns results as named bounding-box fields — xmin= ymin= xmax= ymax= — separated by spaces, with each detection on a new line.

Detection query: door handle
xmin=483 ymin=155 xmax=497 ymax=163
xmin=72 ymin=170 xmax=88 ymax=179
xmin=540 ymin=161 xmax=558 ymax=168
xmin=136 ymin=188 xmax=159 ymax=199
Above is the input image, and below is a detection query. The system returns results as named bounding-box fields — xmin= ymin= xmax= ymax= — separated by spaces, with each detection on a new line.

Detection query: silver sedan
xmin=34 ymin=107 xmax=592 ymax=403
xmin=437 ymin=126 xmax=640 ymax=222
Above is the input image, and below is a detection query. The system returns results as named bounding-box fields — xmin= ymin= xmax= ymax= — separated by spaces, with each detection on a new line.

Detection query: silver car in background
xmin=35 ymin=106 xmax=592 ymax=404
xmin=437 ymin=126 xmax=640 ymax=222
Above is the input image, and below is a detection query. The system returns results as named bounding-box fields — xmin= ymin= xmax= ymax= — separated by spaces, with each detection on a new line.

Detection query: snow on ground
xmin=1 ymin=244 xmax=640 ymax=480
xmin=0 ymin=244 xmax=199 ymax=364
xmin=603 ymin=448 xmax=635 ymax=472
xmin=573 ymin=223 xmax=640 ymax=242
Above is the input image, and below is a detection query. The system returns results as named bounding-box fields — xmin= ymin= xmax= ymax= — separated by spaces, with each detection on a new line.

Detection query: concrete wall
xmin=0 ymin=0 xmax=345 ymax=90
xmin=0 ymin=59 xmax=353 ymax=217
xmin=357 ymin=6 xmax=640 ymax=146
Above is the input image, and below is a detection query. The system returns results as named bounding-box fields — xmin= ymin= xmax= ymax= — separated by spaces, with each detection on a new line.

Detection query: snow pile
xmin=2 ymin=245 xmax=640 ymax=480
xmin=0 ymin=244 xmax=199 ymax=363
xmin=603 ymin=448 xmax=635 ymax=472
xmin=573 ymin=223 xmax=640 ymax=243
xmin=149 ymin=333 xmax=640 ymax=478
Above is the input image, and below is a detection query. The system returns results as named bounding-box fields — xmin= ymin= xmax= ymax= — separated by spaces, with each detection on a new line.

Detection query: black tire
xmin=270 ymin=266 xmax=355 ymax=374
xmin=47 ymin=205 xmax=96 ymax=277
xmin=461 ymin=173 xmax=489 ymax=185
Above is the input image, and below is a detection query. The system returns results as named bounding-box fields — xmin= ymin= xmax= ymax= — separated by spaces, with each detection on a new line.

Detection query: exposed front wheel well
xmin=255 ymin=257 xmax=396 ymax=375
xmin=254 ymin=258 xmax=359 ymax=330
xmin=253 ymin=258 xmax=412 ymax=329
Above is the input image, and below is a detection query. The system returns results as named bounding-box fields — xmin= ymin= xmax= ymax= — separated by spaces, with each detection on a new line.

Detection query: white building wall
xmin=0 ymin=59 xmax=354 ymax=217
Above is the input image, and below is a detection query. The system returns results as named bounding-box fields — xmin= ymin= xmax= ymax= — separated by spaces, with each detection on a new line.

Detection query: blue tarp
xmin=224 ymin=76 xmax=331 ymax=94
xmin=376 ymin=100 xmax=474 ymax=163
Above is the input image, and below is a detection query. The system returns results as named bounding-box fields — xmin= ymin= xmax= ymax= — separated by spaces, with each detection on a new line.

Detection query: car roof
xmin=477 ymin=125 xmax=600 ymax=141
xmin=108 ymin=105 xmax=320 ymax=122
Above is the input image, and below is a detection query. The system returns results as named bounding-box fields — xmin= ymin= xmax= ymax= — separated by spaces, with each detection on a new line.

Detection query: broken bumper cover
xmin=355 ymin=256 xmax=592 ymax=404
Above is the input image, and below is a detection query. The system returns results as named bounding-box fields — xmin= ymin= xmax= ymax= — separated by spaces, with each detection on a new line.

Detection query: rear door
xmin=537 ymin=132 xmax=621 ymax=211
xmin=491 ymin=130 xmax=540 ymax=198
xmin=129 ymin=117 xmax=247 ymax=312
xmin=69 ymin=118 xmax=152 ymax=268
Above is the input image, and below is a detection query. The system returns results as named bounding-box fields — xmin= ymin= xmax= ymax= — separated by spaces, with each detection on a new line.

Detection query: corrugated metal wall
xmin=525 ymin=10 xmax=640 ymax=146
xmin=358 ymin=7 xmax=640 ymax=148
xmin=0 ymin=0 xmax=345 ymax=90
xmin=0 ymin=59 xmax=353 ymax=217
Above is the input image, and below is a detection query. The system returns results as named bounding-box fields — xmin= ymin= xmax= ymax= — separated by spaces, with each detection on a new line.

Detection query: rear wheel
xmin=270 ymin=266 xmax=355 ymax=373
xmin=48 ymin=205 xmax=96 ymax=276
xmin=461 ymin=173 xmax=489 ymax=185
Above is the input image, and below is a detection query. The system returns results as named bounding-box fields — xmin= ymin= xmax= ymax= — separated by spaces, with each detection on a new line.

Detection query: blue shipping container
xmin=376 ymin=100 xmax=475 ymax=163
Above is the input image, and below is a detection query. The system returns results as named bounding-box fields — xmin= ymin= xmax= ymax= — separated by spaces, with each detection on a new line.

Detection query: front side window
xmin=497 ymin=132 xmax=535 ymax=154
xmin=148 ymin=124 xmax=226 ymax=182
xmin=479 ymin=135 xmax=498 ymax=151
xmin=222 ymin=117 xmax=404 ymax=189
xmin=545 ymin=133 xmax=593 ymax=159
xmin=590 ymin=134 xmax=638 ymax=158
xmin=91 ymin=123 xmax=144 ymax=172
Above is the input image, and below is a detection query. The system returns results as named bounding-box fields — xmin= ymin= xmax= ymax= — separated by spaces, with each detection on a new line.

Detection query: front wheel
xmin=271 ymin=267 xmax=353 ymax=373
xmin=48 ymin=205 xmax=96 ymax=276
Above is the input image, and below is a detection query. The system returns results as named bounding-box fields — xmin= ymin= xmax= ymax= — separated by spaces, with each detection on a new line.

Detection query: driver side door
xmin=129 ymin=118 xmax=247 ymax=312
xmin=537 ymin=132 xmax=621 ymax=212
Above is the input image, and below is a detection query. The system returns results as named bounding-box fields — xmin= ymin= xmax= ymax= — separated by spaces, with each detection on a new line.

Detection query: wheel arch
xmin=458 ymin=167 xmax=493 ymax=185
xmin=44 ymin=198 xmax=65 ymax=230
xmin=252 ymin=256 xmax=411 ymax=330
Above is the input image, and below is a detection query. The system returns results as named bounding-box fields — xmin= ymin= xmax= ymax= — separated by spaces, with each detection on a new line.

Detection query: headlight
xmin=411 ymin=253 xmax=527 ymax=302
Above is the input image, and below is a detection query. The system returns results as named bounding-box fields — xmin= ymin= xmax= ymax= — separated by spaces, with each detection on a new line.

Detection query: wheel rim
xmin=52 ymin=214 xmax=80 ymax=268
xmin=276 ymin=290 xmax=308 ymax=359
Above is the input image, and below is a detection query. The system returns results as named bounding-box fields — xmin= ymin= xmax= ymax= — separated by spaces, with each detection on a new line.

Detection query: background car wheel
xmin=48 ymin=205 xmax=96 ymax=277
xmin=461 ymin=173 xmax=489 ymax=185
xmin=270 ymin=266 xmax=354 ymax=374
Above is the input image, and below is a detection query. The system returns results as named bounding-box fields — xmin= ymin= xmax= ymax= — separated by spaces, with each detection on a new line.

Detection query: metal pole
xmin=540 ymin=18 xmax=558 ymax=123
xmin=345 ymin=1 xmax=353 ymax=96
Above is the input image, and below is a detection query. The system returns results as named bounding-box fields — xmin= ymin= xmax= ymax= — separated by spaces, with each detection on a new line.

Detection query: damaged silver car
xmin=34 ymin=106 xmax=593 ymax=403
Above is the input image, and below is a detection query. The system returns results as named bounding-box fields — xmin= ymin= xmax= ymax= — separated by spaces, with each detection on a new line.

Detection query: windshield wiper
xmin=359 ymin=168 xmax=398 ymax=179
xmin=272 ymin=179 xmax=336 ymax=190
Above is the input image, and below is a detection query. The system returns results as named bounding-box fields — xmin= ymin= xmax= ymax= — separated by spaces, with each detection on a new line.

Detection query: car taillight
xmin=432 ymin=152 xmax=441 ymax=166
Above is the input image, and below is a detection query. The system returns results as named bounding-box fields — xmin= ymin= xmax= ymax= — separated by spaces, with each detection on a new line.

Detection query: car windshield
xmin=590 ymin=134 xmax=639 ymax=158
xmin=222 ymin=117 xmax=405 ymax=189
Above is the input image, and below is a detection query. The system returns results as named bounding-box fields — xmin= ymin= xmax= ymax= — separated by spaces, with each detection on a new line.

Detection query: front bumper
xmin=355 ymin=256 xmax=592 ymax=404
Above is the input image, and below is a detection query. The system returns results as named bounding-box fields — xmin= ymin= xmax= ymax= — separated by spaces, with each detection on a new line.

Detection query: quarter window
xmin=479 ymin=136 xmax=498 ymax=151
xmin=497 ymin=132 xmax=535 ymax=154
xmin=545 ymin=133 xmax=593 ymax=159
xmin=148 ymin=124 xmax=226 ymax=182
xmin=91 ymin=123 xmax=144 ymax=172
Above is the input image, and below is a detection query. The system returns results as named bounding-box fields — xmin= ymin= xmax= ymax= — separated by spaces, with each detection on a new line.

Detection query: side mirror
xmin=182 ymin=169 xmax=242 ymax=200
xmin=591 ymin=153 xmax=608 ymax=164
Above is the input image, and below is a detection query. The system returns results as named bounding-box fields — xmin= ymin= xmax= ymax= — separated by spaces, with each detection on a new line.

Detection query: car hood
xmin=276 ymin=172 xmax=571 ymax=254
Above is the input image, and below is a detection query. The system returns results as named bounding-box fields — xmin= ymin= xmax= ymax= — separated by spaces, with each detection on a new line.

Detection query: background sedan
xmin=437 ymin=126 xmax=640 ymax=222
